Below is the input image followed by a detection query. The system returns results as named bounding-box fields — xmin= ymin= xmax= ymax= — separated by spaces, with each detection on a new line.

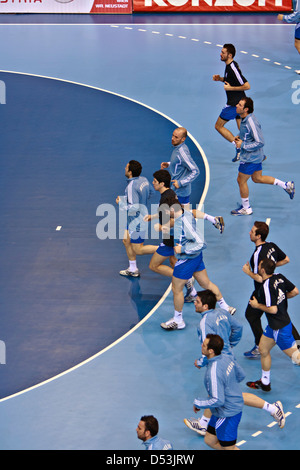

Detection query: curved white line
xmin=0 ymin=69 xmax=209 ymax=403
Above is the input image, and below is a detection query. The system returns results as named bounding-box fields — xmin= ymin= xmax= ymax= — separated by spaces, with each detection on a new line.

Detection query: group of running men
xmin=117 ymin=19 xmax=300 ymax=450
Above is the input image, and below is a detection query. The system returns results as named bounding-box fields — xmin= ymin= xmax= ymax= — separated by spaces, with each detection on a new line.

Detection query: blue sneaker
xmin=244 ymin=345 xmax=260 ymax=359
xmin=232 ymin=148 xmax=241 ymax=162
xmin=231 ymin=205 xmax=253 ymax=216
xmin=284 ymin=181 xmax=295 ymax=200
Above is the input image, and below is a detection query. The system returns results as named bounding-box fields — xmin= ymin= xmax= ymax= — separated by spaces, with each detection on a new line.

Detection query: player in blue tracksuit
xmin=193 ymin=334 xmax=245 ymax=450
xmin=161 ymin=127 xmax=199 ymax=206
xmin=160 ymin=206 xmax=235 ymax=330
xmin=231 ymin=97 xmax=295 ymax=216
xmin=183 ymin=289 xmax=286 ymax=435
xmin=117 ymin=160 xmax=158 ymax=278
xmin=278 ymin=0 xmax=300 ymax=60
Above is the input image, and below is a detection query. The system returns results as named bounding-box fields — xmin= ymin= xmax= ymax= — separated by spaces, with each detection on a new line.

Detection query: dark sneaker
xmin=244 ymin=345 xmax=260 ymax=359
xmin=246 ymin=379 xmax=271 ymax=392
xmin=284 ymin=181 xmax=295 ymax=200
xmin=232 ymin=148 xmax=241 ymax=162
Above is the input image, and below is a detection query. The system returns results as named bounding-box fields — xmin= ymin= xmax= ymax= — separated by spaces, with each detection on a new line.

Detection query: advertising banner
xmin=133 ymin=0 xmax=291 ymax=12
xmin=0 ymin=0 xmax=132 ymax=14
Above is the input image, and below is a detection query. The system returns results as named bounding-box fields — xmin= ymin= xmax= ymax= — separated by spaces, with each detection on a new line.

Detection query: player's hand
xmin=213 ymin=74 xmax=222 ymax=81
xmin=174 ymin=244 xmax=182 ymax=254
xmin=116 ymin=196 xmax=120 ymax=204
xmin=161 ymin=162 xmax=169 ymax=169
xmin=144 ymin=214 xmax=151 ymax=222
xmin=277 ymin=14 xmax=283 ymax=20
xmin=249 ymin=296 xmax=259 ymax=309
xmin=172 ymin=179 xmax=180 ymax=189
xmin=242 ymin=262 xmax=251 ymax=274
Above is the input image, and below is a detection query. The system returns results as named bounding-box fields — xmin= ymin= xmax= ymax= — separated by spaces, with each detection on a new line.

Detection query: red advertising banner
xmin=133 ymin=0 xmax=291 ymax=12
xmin=0 ymin=0 xmax=132 ymax=14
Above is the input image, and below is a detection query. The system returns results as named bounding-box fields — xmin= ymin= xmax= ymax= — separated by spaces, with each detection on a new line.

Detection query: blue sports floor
xmin=0 ymin=13 xmax=299 ymax=450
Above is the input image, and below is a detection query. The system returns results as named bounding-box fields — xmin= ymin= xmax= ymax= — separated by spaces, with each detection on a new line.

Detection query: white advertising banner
xmin=0 ymin=0 xmax=132 ymax=14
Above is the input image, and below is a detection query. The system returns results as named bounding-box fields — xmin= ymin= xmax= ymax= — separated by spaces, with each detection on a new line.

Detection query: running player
xmin=213 ymin=43 xmax=251 ymax=161
xmin=183 ymin=289 xmax=285 ymax=435
xmin=145 ymin=170 xmax=224 ymax=297
xmin=160 ymin=204 xmax=235 ymax=330
xmin=231 ymin=97 xmax=295 ymax=216
xmin=160 ymin=127 xmax=199 ymax=208
xmin=116 ymin=160 xmax=157 ymax=277
xmin=246 ymin=258 xmax=300 ymax=392
xmin=242 ymin=221 xmax=300 ymax=358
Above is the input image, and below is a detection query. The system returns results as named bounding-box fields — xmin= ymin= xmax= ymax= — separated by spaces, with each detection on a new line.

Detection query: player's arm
xmin=242 ymin=262 xmax=263 ymax=283
xmin=224 ymin=81 xmax=250 ymax=91
xmin=287 ymin=286 xmax=299 ymax=299
xmin=276 ymin=255 xmax=290 ymax=267
xmin=249 ymin=295 xmax=278 ymax=314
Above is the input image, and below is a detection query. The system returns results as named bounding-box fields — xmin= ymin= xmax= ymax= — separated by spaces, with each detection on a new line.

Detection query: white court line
xmin=0 ymin=68 xmax=210 ymax=403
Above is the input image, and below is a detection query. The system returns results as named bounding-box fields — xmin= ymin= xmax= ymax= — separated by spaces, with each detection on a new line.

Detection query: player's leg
xmin=120 ymin=230 xmax=140 ymax=277
xmin=160 ymin=275 xmax=187 ymax=330
xmin=149 ymin=251 xmax=173 ymax=277
xmin=231 ymin=171 xmax=253 ymax=216
xmin=214 ymin=115 xmax=235 ymax=143
xmin=193 ymin=268 xmax=236 ymax=315
xmin=252 ymin=170 xmax=295 ymax=199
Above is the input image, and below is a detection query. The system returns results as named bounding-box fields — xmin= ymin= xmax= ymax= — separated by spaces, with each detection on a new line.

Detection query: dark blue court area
xmin=0 ymin=71 xmax=205 ymax=399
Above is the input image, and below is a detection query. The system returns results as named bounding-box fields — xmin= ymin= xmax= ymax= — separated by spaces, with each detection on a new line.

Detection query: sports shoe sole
xmin=160 ymin=321 xmax=186 ymax=330
xmin=183 ymin=419 xmax=206 ymax=436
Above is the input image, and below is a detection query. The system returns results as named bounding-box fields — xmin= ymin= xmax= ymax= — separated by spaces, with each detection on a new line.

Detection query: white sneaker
xmin=160 ymin=317 xmax=186 ymax=330
xmin=228 ymin=306 xmax=236 ymax=316
xmin=231 ymin=205 xmax=253 ymax=216
xmin=184 ymin=418 xmax=207 ymax=436
xmin=119 ymin=268 xmax=140 ymax=278
xmin=271 ymin=401 xmax=285 ymax=429
xmin=295 ymin=70 xmax=300 ymax=75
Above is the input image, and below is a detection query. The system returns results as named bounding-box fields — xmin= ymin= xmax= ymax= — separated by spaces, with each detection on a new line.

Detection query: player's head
xmin=153 ymin=169 xmax=171 ymax=189
xmin=171 ymin=127 xmax=187 ymax=147
xmin=126 ymin=160 xmax=142 ymax=178
xmin=221 ymin=43 xmax=236 ymax=60
xmin=240 ymin=97 xmax=254 ymax=114
xmin=137 ymin=415 xmax=159 ymax=441
xmin=195 ymin=290 xmax=217 ymax=312
xmin=253 ymin=221 xmax=269 ymax=242
xmin=202 ymin=334 xmax=224 ymax=358
xmin=259 ymin=258 xmax=276 ymax=276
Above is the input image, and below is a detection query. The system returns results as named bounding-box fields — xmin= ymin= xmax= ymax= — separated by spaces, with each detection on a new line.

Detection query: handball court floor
xmin=0 ymin=12 xmax=299 ymax=450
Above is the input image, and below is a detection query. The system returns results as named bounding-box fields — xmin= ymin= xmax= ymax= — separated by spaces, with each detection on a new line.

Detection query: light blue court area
xmin=0 ymin=15 xmax=299 ymax=450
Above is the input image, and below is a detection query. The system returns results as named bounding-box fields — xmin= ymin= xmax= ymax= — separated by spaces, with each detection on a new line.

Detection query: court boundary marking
xmin=0 ymin=69 xmax=210 ymax=403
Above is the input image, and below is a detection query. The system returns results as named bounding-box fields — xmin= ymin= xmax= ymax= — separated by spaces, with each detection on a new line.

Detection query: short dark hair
xmin=241 ymin=97 xmax=254 ymax=114
xmin=260 ymin=258 xmax=276 ymax=275
xmin=206 ymin=334 xmax=224 ymax=356
xmin=223 ymin=43 xmax=236 ymax=58
xmin=254 ymin=221 xmax=269 ymax=241
xmin=128 ymin=160 xmax=142 ymax=177
xmin=197 ymin=290 xmax=217 ymax=310
xmin=153 ymin=169 xmax=171 ymax=188
xmin=140 ymin=415 xmax=159 ymax=437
